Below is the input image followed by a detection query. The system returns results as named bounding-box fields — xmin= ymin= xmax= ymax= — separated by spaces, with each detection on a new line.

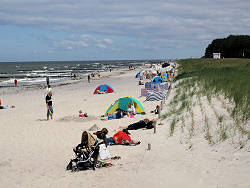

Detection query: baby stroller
xmin=66 ymin=131 xmax=102 ymax=171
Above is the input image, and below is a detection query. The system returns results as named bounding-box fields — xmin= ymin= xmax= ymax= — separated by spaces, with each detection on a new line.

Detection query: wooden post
xmin=158 ymin=106 xmax=161 ymax=118
xmin=160 ymin=101 xmax=163 ymax=110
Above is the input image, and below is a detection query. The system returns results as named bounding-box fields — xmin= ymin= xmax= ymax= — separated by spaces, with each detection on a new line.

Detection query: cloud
xmin=1 ymin=0 xmax=250 ymax=52
xmin=48 ymin=34 xmax=114 ymax=51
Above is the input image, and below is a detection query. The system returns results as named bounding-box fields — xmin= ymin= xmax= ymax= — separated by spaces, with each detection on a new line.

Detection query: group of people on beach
xmin=101 ymin=102 xmax=136 ymax=120
xmin=93 ymin=117 xmax=157 ymax=147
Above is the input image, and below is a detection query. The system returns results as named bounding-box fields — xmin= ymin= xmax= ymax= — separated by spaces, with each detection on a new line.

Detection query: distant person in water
xmin=46 ymin=91 xmax=53 ymax=120
xmin=110 ymin=68 xmax=112 ymax=72
xmin=14 ymin=79 xmax=17 ymax=87
xmin=46 ymin=76 xmax=49 ymax=86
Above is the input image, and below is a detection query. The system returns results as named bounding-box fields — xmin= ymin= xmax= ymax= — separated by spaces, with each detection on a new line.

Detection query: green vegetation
xmin=169 ymin=119 xmax=177 ymax=136
xmin=176 ymin=58 xmax=250 ymax=122
xmin=205 ymin=35 xmax=250 ymax=58
xmin=162 ymin=58 xmax=249 ymax=148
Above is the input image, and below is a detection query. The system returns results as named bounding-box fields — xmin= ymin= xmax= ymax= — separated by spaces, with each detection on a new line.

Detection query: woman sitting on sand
xmin=93 ymin=128 xmax=109 ymax=145
xmin=150 ymin=105 xmax=160 ymax=114
xmin=106 ymin=129 xmax=140 ymax=146
xmin=119 ymin=118 xmax=157 ymax=130
xmin=126 ymin=103 xmax=136 ymax=117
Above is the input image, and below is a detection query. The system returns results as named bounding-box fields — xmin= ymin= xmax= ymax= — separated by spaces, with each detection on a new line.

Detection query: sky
xmin=0 ymin=0 xmax=250 ymax=62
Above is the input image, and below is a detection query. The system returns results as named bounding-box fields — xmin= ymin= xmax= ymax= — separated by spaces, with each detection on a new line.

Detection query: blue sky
xmin=0 ymin=0 xmax=249 ymax=62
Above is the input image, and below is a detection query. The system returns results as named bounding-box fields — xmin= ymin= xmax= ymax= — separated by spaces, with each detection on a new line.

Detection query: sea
xmin=0 ymin=60 xmax=159 ymax=87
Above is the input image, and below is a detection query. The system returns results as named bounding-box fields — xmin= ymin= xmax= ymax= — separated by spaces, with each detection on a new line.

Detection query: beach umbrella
xmin=94 ymin=84 xmax=114 ymax=94
xmin=151 ymin=76 xmax=163 ymax=84
xmin=105 ymin=96 xmax=145 ymax=115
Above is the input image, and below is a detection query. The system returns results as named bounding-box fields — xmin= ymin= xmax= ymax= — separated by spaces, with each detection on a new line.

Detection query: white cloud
xmin=48 ymin=34 xmax=114 ymax=50
xmin=95 ymin=43 xmax=106 ymax=48
xmin=103 ymin=39 xmax=113 ymax=44
xmin=1 ymin=0 xmax=250 ymax=51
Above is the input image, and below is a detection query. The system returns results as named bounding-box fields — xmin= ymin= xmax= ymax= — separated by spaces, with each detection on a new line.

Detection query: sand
xmin=0 ymin=68 xmax=249 ymax=188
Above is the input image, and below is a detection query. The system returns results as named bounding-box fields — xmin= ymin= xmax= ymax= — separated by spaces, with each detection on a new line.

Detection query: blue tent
xmin=135 ymin=71 xmax=142 ymax=78
xmin=151 ymin=76 xmax=163 ymax=84
xmin=145 ymin=82 xmax=151 ymax=88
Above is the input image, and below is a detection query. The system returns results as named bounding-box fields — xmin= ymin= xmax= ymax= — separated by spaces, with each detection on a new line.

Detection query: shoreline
xmin=0 ymin=67 xmax=138 ymax=95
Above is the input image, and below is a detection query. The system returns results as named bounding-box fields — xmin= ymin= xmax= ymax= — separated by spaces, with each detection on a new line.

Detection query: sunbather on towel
xmin=0 ymin=100 xmax=15 ymax=109
xmin=101 ymin=109 xmax=124 ymax=120
xmin=119 ymin=118 xmax=157 ymax=130
xmin=106 ymin=129 xmax=140 ymax=145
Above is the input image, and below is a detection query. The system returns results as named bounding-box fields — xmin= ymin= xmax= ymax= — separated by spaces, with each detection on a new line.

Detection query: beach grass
xmin=162 ymin=58 xmax=249 ymax=148
xmin=176 ymin=58 xmax=250 ymax=122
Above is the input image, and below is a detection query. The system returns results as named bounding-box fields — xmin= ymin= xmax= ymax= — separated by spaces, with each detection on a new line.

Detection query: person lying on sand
xmin=106 ymin=129 xmax=140 ymax=146
xmin=0 ymin=99 xmax=15 ymax=109
xmin=0 ymin=105 xmax=15 ymax=109
xmin=96 ymin=90 xmax=107 ymax=94
xmin=101 ymin=109 xmax=125 ymax=120
xmin=119 ymin=118 xmax=157 ymax=130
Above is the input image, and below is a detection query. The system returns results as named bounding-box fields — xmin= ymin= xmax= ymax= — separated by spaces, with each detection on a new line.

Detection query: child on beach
xmin=46 ymin=91 xmax=53 ymax=120
xmin=78 ymin=110 xmax=88 ymax=118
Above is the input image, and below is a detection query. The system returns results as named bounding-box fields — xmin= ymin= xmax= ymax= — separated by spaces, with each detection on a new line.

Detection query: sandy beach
xmin=0 ymin=68 xmax=249 ymax=188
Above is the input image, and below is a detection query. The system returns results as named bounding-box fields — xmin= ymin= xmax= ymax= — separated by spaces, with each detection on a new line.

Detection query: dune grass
xmin=176 ymin=58 xmax=250 ymax=122
xmin=162 ymin=58 xmax=249 ymax=147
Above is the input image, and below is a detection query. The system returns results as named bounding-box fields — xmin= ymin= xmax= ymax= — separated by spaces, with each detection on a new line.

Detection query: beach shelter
xmin=145 ymin=82 xmax=151 ymax=88
xmin=105 ymin=96 xmax=145 ymax=115
xmin=151 ymin=76 xmax=163 ymax=84
xmin=94 ymin=84 xmax=114 ymax=94
xmin=135 ymin=71 xmax=142 ymax=78
xmin=162 ymin=74 xmax=168 ymax=82
xmin=146 ymin=90 xmax=166 ymax=101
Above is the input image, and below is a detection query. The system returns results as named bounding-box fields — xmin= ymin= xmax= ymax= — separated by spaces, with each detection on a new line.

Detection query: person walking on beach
xmin=46 ymin=91 xmax=53 ymax=120
xmin=46 ymin=76 xmax=50 ymax=86
xmin=88 ymin=74 xmax=90 ymax=83
xmin=14 ymin=79 xmax=17 ymax=87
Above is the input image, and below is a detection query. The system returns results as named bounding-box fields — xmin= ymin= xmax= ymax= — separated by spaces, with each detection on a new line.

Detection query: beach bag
xmin=99 ymin=144 xmax=111 ymax=160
